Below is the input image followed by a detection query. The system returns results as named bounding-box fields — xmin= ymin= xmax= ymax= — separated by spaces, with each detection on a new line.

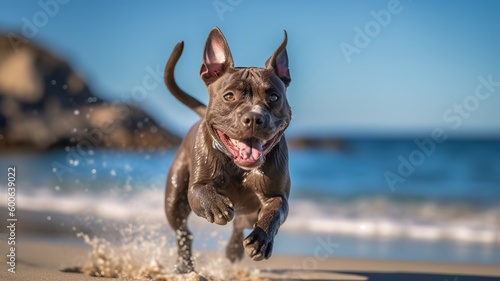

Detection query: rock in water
xmin=0 ymin=34 xmax=180 ymax=150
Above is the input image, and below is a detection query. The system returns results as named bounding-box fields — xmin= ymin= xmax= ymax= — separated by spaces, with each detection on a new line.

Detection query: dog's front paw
xmin=198 ymin=193 xmax=235 ymax=225
xmin=243 ymin=227 xmax=273 ymax=261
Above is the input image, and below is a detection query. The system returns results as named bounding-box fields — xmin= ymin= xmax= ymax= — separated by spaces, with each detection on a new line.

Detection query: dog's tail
xmin=164 ymin=41 xmax=206 ymax=117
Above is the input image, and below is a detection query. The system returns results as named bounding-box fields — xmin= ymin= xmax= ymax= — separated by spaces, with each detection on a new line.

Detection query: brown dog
xmin=164 ymin=27 xmax=291 ymax=273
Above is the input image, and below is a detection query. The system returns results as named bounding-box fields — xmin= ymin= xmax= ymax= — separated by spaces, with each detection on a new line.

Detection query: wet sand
xmin=2 ymin=237 xmax=500 ymax=281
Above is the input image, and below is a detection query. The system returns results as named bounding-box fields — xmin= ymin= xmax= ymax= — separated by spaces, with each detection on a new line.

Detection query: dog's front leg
xmin=188 ymin=183 xmax=235 ymax=225
xmin=244 ymin=195 xmax=289 ymax=261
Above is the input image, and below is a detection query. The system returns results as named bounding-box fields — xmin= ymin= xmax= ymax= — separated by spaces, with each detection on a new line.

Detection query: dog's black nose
xmin=241 ymin=112 xmax=265 ymax=128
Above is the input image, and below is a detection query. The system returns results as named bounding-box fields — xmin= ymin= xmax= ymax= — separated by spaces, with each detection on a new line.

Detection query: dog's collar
xmin=212 ymin=137 xmax=231 ymax=157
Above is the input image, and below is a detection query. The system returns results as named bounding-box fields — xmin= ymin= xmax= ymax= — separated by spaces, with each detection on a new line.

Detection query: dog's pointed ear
xmin=200 ymin=27 xmax=234 ymax=85
xmin=265 ymin=30 xmax=291 ymax=87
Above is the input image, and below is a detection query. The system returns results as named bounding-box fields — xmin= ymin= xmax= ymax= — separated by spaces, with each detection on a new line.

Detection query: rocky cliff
xmin=0 ymin=34 xmax=180 ymax=150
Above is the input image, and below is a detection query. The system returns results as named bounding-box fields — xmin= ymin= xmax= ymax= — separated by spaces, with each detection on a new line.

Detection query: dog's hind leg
xmin=165 ymin=152 xmax=194 ymax=273
xmin=226 ymin=211 xmax=258 ymax=263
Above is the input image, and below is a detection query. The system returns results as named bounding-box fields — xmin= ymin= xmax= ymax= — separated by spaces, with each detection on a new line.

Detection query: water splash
xmin=68 ymin=223 xmax=268 ymax=281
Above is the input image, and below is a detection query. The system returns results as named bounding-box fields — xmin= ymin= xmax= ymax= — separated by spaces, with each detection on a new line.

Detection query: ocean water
xmin=1 ymin=139 xmax=499 ymax=264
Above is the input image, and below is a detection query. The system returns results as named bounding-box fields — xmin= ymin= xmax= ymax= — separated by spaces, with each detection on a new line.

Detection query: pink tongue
xmin=236 ymin=139 xmax=262 ymax=161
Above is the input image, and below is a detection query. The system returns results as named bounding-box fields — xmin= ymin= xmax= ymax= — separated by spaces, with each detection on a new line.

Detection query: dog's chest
xmin=217 ymin=172 xmax=262 ymax=214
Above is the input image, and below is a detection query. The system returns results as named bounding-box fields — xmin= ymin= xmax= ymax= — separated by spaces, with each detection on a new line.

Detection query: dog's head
xmin=200 ymin=27 xmax=291 ymax=170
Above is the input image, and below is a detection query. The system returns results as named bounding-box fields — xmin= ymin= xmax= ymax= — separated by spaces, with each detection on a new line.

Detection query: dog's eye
xmin=269 ymin=94 xmax=279 ymax=102
xmin=223 ymin=92 xmax=235 ymax=102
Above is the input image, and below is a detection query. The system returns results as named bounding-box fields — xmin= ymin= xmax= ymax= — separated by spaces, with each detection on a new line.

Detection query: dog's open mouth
xmin=216 ymin=130 xmax=278 ymax=168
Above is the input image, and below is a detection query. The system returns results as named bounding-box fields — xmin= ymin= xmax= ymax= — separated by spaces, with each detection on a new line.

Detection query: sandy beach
xmin=2 ymin=236 xmax=499 ymax=281
xmin=1 ymin=198 xmax=500 ymax=281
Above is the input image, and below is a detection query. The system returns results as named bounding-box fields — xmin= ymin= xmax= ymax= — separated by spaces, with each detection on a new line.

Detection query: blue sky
xmin=1 ymin=0 xmax=500 ymax=137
